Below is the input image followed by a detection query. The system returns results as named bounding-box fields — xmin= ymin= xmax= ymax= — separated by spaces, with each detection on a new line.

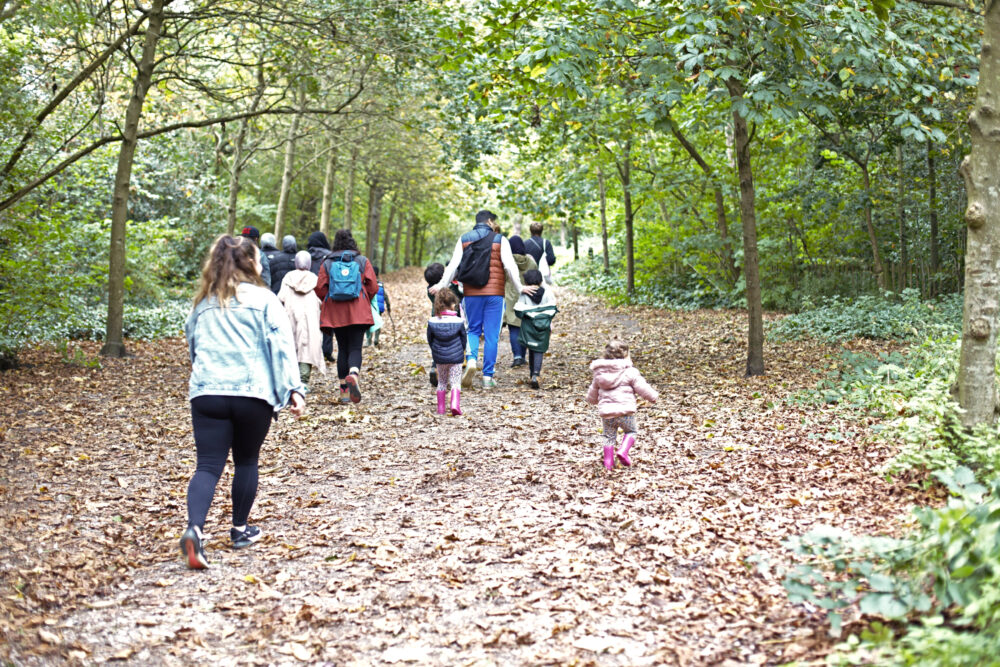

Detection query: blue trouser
xmin=463 ymin=295 xmax=504 ymax=377
xmin=509 ymin=325 xmax=525 ymax=359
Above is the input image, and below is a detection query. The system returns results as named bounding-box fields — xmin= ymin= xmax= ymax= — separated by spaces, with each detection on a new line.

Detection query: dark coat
xmin=307 ymin=232 xmax=332 ymax=274
xmin=268 ymin=237 xmax=298 ymax=294
xmin=525 ymin=235 xmax=556 ymax=267
xmin=426 ymin=313 xmax=467 ymax=365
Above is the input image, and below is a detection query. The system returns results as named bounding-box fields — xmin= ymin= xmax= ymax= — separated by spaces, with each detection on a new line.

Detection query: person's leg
xmin=228 ymin=397 xmax=273 ymax=530
xmin=509 ymin=325 xmax=525 ymax=364
xmin=343 ymin=323 xmax=366 ymax=402
xmin=601 ymin=416 xmax=619 ymax=470
xmin=373 ymin=328 xmax=381 ymax=346
xmin=298 ymin=362 xmax=311 ymax=388
xmin=463 ymin=296 xmax=485 ymax=363
xmin=616 ymin=414 xmax=638 ymax=466
xmin=322 ymin=330 xmax=333 ymax=361
xmin=530 ymin=350 xmax=544 ymax=375
xmin=481 ymin=295 xmax=504 ymax=379
xmin=447 ymin=363 xmax=463 ymax=415
xmin=436 ymin=363 xmax=450 ymax=414
xmin=187 ymin=396 xmax=233 ymax=530
xmin=333 ymin=327 xmax=350 ymax=380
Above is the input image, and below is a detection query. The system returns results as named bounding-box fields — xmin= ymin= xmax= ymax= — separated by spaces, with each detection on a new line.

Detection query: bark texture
xmin=274 ymin=108 xmax=301 ymax=240
xmin=101 ymin=0 xmax=167 ymax=358
xmin=320 ymin=148 xmax=337 ymax=236
xmin=958 ymin=3 xmax=1000 ymax=426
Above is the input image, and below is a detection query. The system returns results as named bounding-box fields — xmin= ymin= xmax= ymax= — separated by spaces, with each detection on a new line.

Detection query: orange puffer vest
xmin=461 ymin=234 xmax=505 ymax=297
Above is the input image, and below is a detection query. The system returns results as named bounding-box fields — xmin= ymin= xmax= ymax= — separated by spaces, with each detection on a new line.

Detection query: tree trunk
xmin=226 ymin=64 xmax=266 ymax=235
xmin=928 ymin=143 xmax=939 ymax=296
xmin=859 ymin=166 xmax=886 ymax=290
xmin=667 ymin=115 xmax=738 ymax=285
xmin=101 ymin=0 xmax=166 ymax=358
xmin=343 ymin=148 xmax=357 ymax=231
xmin=404 ymin=215 xmax=415 ymax=266
xmin=381 ymin=199 xmax=396 ymax=271
xmin=392 ymin=211 xmax=405 ymax=269
xmin=897 ymin=143 xmax=907 ymax=291
xmin=598 ymin=165 xmax=609 ymax=272
xmin=273 ymin=106 xmax=301 ymax=240
xmin=559 ymin=216 xmax=568 ymax=247
xmin=572 ymin=221 xmax=579 ymax=260
xmin=957 ymin=2 xmax=1000 ymax=427
xmin=320 ymin=147 xmax=337 ymax=236
xmin=727 ymin=83 xmax=764 ymax=376
xmin=617 ymin=140 xmax=635 ymax=295
xmin=365 ymin=181 xmax=384 ymax=260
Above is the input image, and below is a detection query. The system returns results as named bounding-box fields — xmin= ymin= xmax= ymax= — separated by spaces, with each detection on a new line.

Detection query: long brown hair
xmin=193 ymin=235 xmax=262 ymax=307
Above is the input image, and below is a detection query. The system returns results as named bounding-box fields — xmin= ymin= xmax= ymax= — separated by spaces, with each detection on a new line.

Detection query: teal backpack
xmin=324 ymin=251 xmax=366 ymax=301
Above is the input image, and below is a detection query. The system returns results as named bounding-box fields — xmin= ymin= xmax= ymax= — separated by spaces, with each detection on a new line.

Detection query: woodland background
xmin=3 ymin=0 xmax=1000 ymax=663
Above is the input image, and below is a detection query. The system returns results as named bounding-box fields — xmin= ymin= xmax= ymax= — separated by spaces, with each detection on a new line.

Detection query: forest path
xmin=0 ymin=268 xmax=918 ymax=665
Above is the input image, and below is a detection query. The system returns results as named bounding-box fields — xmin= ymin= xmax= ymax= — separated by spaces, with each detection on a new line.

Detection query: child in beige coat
xmin=278 ymin=251 xmax=326 ymax=387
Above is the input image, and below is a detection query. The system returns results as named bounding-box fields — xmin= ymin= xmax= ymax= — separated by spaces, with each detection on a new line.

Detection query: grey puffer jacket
xmin=426 ymin=311 xmax=467 ymax=365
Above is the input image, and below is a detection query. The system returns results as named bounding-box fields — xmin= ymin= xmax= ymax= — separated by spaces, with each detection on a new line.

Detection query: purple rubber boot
xmin=436 ymin=390 xmax=446 ymax=415
xmin=617 ymin=433 xmax=636 ymax=467
xmin=603 ymin=445 xmax=615 ymax=470
xmin=449 ymin=389 xmax=462 ymax=416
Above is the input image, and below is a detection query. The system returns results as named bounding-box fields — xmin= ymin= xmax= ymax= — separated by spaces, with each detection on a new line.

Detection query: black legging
xmin=187 ymin=395 xmax=272 ymax=530
xmin=529 ymin=350 xmax=544 ymax=376
xmin=331 ymin=323 xmax=368 ymax=379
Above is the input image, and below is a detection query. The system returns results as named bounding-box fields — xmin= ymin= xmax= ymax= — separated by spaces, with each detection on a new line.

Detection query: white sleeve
xmin=499 ymin=237 xmax=524 ymax=293
xmin=435 ymin=238 xmax=465 ymax=291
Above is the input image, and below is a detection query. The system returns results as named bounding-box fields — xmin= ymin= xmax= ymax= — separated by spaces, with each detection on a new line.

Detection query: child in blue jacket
xmin=426 ymin=289 xmax=466 ymax=416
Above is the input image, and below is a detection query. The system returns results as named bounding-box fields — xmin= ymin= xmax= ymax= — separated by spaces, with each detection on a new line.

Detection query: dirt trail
xmin=0 ymin=268 xmax=918 ymax=665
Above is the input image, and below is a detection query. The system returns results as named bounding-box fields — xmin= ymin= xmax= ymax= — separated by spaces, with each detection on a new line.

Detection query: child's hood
xmin=283 ymin=269 xmax=317 ymax=294
xmin=589 ymin=358 xmax=635 ymax=388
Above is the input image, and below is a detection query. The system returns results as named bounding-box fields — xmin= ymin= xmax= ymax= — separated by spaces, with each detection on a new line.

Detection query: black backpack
xmin=455 ymin=232 xmax=497 ymax=288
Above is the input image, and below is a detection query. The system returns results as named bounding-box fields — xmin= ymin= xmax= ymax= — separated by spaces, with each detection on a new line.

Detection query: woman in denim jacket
xmin=179 ymin=235 xmax=306 ymax=569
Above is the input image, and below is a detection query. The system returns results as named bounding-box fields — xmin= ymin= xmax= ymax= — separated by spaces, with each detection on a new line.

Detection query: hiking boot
xmin=436 ymin=390 xmax=447 ymax=415
xmin=179 ymin=527 xmax=209 ymax=570
xmin=449 ymin=389 xmax=462 ymax=416
xmin=482 ymin=376 xmax=497 ymax=389
xmin=230 ymin=525 xmax=262 ymax=549
xmin=603 ymin=445 xmax=615 ymax=471
xmin=345 ymin=374 xmax=361 ymax=403
xmin=530 ymin=376 xmax=540 ymax=389
xmin=461 ymin=359 xmax=477 ymax=388
xmin=429 ymin=369 xmax=438 ymax=387
xmin=511 ymin=357 xmax=526 ymax=368
xmin=617 ymin=433 xmax=636 ymax=467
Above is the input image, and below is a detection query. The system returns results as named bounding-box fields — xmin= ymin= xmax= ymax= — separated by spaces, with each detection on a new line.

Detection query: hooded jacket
xmin=585 ymin=358 xmax=658 ymax=419
xmin=268 ymin=235 xmax=298 ymax=294
xmin=307 ymin=231 xmax=332 ymax=274
xmin=426 ymin=311 xmax=467 ymax=365
xmin=504 ymin=253 xmax=537 ymax=327
xmin=277 ymin=269 xmax=325 ymax=374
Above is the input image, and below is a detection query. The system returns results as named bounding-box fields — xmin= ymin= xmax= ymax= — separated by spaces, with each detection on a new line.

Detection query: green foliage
xmin=768 ymin=290 xmax=962 ymax=343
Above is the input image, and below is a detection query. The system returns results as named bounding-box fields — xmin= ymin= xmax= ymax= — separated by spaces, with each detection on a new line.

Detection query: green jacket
xmin=504 ymin=253 xmax=537 ymax=327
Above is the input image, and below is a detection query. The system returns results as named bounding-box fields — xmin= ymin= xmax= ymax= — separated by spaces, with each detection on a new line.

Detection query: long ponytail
xmin=193 ymin=235 xmax=263 ymax=307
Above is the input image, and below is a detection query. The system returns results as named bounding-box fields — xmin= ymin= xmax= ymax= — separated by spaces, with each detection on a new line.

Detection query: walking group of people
xmin=178 ymin=212 xmax=656 ymax=570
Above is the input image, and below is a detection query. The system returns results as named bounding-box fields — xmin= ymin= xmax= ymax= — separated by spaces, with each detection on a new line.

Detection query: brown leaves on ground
xmin=0 ymin=267 xmax=920 ymax=665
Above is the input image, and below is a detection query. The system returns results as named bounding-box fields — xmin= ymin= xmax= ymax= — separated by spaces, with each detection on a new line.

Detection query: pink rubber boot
xmin=436 ymin=390 xmax=446 ymax=415
xmin=449 ymin=389 xmax=462 ymax=416
xmin=603 ymin=445 xmax=615 ymax=470
xmin=617 ymin=433 xmax=636 ymax=467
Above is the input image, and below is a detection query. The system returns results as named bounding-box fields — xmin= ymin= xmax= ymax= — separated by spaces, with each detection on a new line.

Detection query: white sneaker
xmin=482 ymin=376 xmax=497 ymax=389
xmin=461 ymin=359 xmax=477 ymax=388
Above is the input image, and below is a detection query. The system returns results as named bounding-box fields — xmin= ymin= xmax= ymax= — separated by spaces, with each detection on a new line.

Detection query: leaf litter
xmin=0 ymin=267 xmax=923 ymax=665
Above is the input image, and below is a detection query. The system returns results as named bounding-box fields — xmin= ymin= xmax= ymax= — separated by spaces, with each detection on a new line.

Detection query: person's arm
xmin=500 ymin=237 xmax=536 ymax=294
xmin=314 ymin=261 xmax=329 ymax=300
xmin=585 ymin=378 xmax=600 ymax=405
xmin=260 ymin=250 xmax=271 ymax=287
xmin=632 ymin=371 xmax=659 ymax=403
xmin=263 ymin=298 xmax=307 ymax=412
xmin=545 ymin=239 xmax=556 ymax=267
xmin=361 ymin=259 xmax=378 ymax=300
xmin=426 ymin=322 xmax=434 ymax=347
xmin=432 ymin=239 xmax=465 ymax=293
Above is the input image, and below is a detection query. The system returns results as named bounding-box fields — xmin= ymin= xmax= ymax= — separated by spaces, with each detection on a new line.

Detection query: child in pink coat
xmin=585 ymin=339 xmax=659 ymax=470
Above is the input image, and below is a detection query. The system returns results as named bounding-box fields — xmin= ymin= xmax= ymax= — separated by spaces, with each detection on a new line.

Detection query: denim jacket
xmin=185 ymin=282 xmax=305 ymax=412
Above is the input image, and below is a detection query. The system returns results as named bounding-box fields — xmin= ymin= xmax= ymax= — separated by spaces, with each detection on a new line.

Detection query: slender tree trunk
xmin=365 ymin=181 xmax=384 ymax=260
xmin=859 ymin=165 xmax=886 ymax=290
xmin=559 ymin=217 xmax=568 ymax=247
xmin=404 ymin=215 xmax=415 ymax=266
xmin=617 ymin=139 xmax=635 ymax=295
xmin=226 ymin=64 xmax=266 ymax=235
xmin=415 ymin=219 xmax=425 ymax=264
xmin=572 ymin=221 xmax=579 ymax=260
xmin=957 ymin=2 xmax=1000 ymax=426
xmin=320 ymin=147 xmax=337 ymax=236
xmin=667 ymin=115 xmax=738 ymax=285
xmin=727 ymin=82 xmax=764 ymax=376
xmin=897 ymin=143 xmax=908 ymax=291
xmin=343 ymin=148 xmax=357 ymax=231
xmin=598 ymin=165 xmax=609 ymax=272
xmin=101 ymin=0 xmax=167 ymax=358
xmin=928 ymin=143 xmax=939 ymax=296
xmin=381 ymin=199 xmax=396 ymax=271
xmin=274 ymin=105 xmax=301 ymax=240
xmin=392 ymin=211 xmax=405 ymax=269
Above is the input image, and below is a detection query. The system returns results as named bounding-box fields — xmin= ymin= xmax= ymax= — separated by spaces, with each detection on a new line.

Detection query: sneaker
xmin=461 ymin=359 xmax=477 ymax=388
xmin=230 ymin=525 xmax=262 ymax=549
xmin=179 ymin=527 xmax=209 ymax=569
xmin=429 ymin=369 xmax=438 ymax=387
xmin=482 ymin=376 xmax=497 ymax=389
xmin=345 ymin=374 xmax=362 ymax=403
xmin=530 ymin=376 xmax=540 ymax=389
xmin=339 ymin=388 xmax=351 ymax=404
xmin=511 ymin=357 xmax=526 ymax=368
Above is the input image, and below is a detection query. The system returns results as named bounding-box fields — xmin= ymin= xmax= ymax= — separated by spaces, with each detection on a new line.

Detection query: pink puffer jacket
xmin=585 ymin=358 xmax=659 ymax=418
